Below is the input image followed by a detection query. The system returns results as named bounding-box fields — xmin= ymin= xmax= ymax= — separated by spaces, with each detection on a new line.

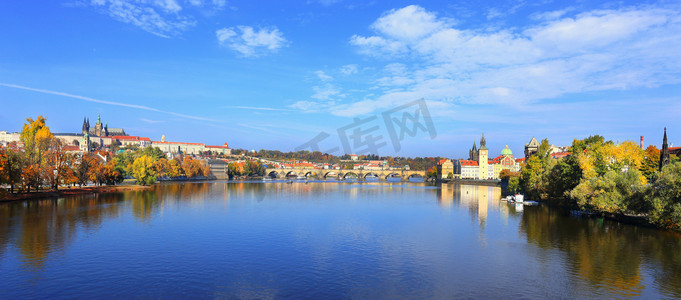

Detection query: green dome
xmin=501 ymin=145 xmax=512 ymax=156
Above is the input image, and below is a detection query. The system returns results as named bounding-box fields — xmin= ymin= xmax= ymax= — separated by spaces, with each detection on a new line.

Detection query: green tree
xmin=227 ymin=162 xmax=241 ymax=178
xmin=569 ymin=169 xmax=645 ymax=214
xmin=508 ymin=177 xmax=520 ymax=194
xmin=141 ymin=146 xmax=165 ymax=160
xmin=131 ymin=155 xmax=157 ymax=185
xmin=645 ymin=162 xmax=681 ymax=229
xmin=545 ymin=155 xmax=582 ymax=203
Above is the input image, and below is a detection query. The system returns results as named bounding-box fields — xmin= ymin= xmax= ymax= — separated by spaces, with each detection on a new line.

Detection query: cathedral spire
xmin=480 ymin=133 xmax=487 ymax=150
xmin=660 ymin=127 xmax=670 ymax=171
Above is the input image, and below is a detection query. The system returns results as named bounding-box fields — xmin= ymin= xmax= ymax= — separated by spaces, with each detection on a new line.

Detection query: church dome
xmin=501 ymin=145 xmax=512 ymax=156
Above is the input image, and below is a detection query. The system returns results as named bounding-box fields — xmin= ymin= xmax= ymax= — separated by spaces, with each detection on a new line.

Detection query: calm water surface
xmin=1 ymin=181 xmax=680 ymax=299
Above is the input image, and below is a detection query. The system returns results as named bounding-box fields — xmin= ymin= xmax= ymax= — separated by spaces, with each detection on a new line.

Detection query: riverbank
xmin=0 ymin=185 xmax=153 ymax=203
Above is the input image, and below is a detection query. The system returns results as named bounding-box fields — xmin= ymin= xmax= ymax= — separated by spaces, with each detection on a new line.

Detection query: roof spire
xmin=660 ymin=127 xmax=670 ymax=171
xmin=480 ymin=133 xmax=487 ymax=150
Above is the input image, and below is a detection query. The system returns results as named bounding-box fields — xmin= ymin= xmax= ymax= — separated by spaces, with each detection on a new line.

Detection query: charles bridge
xmin=264 ymin=167 xmax=427 ymax=180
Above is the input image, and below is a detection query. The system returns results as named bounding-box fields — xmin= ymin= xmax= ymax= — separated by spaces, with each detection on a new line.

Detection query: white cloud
xmin=315 ymin=70 xmax=333 ymax=81
xmin=349 ymin=35 xmax=406 ymax=56
xmin=311 ymin=84 xmax=339 ymax=100
xmin=343 ymin=4 xmax=681 ymax=116
xmin=216 ymin=26 xmax=289 ymax=57
xmin=154 ymin=0 xmax=181 ymax=13
xmin=339 ymin=64 xmax=359 ymax=75
xmin=85 ymin=0 xmax=225 ymax=37
xmin=370 ymin=5 xmax=448 ymax=42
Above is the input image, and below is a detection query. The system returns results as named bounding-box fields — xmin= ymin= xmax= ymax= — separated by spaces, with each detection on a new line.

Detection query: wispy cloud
xmin=216 ymin=26 xmax=289 ymax=57
xmin=84 ymin=0 xmax=226 ymax=38
xmin=339 ymin=64 xmax=359 ymax=75
xmin=0 ymin=83 xmax=216 ymax=122
xmin=315 ymin=70 xmax=333 ymax=81
xmin=140 ymin=118 xmax=164 ymax=123
xmin=224 ymin=105 xmax=292 ymax=111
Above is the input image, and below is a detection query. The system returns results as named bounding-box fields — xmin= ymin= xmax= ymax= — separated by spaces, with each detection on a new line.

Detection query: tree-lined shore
xmin=503 ymin=135 xmax=681 ymax=230
xmin=0 ymin=116 xmax=212 ymax=199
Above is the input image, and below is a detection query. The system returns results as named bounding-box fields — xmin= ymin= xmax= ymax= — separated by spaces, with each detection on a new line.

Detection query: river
xmin=1 ymin=181 xmax=680 ymax=299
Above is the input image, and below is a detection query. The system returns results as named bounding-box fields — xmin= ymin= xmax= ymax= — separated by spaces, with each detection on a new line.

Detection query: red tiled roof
xmin=459 ymin=160 xmax=479 ymax=166
xmin=152 ymin=141 xmax=205 ymax=146
xmin=63 ymin=145 xmax=81 ymax=152
xmin=551 ymin=152 xmax=571 ymax=159
xmin=109 ymin=136 xmax=150 ymax=141
xmin=515 ymin=158 xmax=525 ymax=163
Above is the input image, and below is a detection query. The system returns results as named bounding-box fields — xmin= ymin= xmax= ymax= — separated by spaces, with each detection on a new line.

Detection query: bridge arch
xmin=407 ymin=173 xmax=424 ymax=181
xmin=267 ymin=171 xmax=279 ymax=178
xmin=343 ymin=172 xmax=359 ymax=179
xmin=323 ymin=171 xmax=338 ymax=178
xmin=363 ymin=172 xmax=379 ymax=179
xmin=385 ymin=173 xmax=401 ymax=180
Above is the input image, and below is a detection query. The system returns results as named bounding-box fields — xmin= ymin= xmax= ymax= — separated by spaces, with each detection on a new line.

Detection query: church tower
xmin=469 ymin=141 xmax=478 ymax=161
xmin=82 ymin=117 xmax=90 ymax=135
xmin=478 ymin=133 xmax=488 ymax=180
xmin=660 ymin=127 xmax=670 ymax=171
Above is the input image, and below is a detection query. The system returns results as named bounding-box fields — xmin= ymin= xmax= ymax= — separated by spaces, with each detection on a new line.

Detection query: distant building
xmin=82 ymin=114 xmax=126 ymax=137
xmin=437 ymin=158 xmax=454 ymax=179
xmin=455 ymin=135 xmax=521 ymax=180
xmin=0 ymin=130 xmax=20 ymax=146
xmin=525 ymin=137 xmax=539 ymax=159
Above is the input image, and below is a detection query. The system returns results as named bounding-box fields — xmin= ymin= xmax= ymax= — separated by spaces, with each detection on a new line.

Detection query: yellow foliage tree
xmin=20 ymin=116 xmax=53 ymax=164
xmin=131 ymin=155 xmax=157 ymax=185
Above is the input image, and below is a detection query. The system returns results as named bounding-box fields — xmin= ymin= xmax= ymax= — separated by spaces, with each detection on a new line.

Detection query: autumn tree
xmin=104 ymin=163 xmax=124 ymax=185
xmin=42 ymin=139 xmax=72 ymax=189
xmin=167 ymin=158 xmax=183 ymax=177
xmin=74 ymin=153 xmax=96 ymax=186
xmin=20 ymin=116 xmax=53 ymax=164
xmin=132 ymin=155 xmax=157 ymax=185
xmin=640 ymin=145 xmax=660 ymax=181
xmin=0 ymin=147 xmax=24 ymax=193
xmin=227 ymin=162 xmax=241 ymax=178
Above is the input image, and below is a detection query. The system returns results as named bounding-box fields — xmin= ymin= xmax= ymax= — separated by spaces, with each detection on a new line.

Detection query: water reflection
xmin=0 ymin=194 xmax=125 ymax=271
xmin=0 ymin=182 xmax=679 ymax=298
xmin=458 ymin=185 xmax=501 ymax=228
xmin=520 ymin=205 xmax=681 ymax=298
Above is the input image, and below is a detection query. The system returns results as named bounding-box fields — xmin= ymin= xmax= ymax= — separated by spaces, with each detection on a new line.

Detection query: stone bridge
xmin=265 ymin=168 xmax=428 ymax=180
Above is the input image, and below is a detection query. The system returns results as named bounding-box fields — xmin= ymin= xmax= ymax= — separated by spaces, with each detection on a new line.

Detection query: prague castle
xmin=82 ymin=114 xmax=127 ymax=137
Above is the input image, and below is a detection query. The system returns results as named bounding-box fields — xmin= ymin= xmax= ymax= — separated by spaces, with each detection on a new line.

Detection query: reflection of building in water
xmin=459 ymin=185 xmax=501 ymax=227
xmin=437 ymin=184 xmax=454 ymax=208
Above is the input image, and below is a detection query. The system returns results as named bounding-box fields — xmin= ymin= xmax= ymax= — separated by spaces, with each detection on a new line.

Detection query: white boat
xmin=513 ymin=194 xmax=524 ymax=203
xmin=505 ymin=195 xmax=514 ymax=202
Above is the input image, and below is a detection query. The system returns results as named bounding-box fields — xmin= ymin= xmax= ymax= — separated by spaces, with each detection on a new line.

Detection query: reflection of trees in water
xmin=0 ymin=194 xmax=125 ymax=271
xmin=520 ymin=206 xmax=681 ymax=298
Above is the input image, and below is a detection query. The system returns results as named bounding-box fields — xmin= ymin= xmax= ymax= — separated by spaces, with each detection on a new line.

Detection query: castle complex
xmin=82 ymin=114 xmax=126 ymax=137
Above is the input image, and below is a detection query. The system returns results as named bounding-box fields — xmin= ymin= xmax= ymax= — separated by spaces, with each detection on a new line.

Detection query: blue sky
xmin=1 ymin=0 xmax=680 ymax=158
